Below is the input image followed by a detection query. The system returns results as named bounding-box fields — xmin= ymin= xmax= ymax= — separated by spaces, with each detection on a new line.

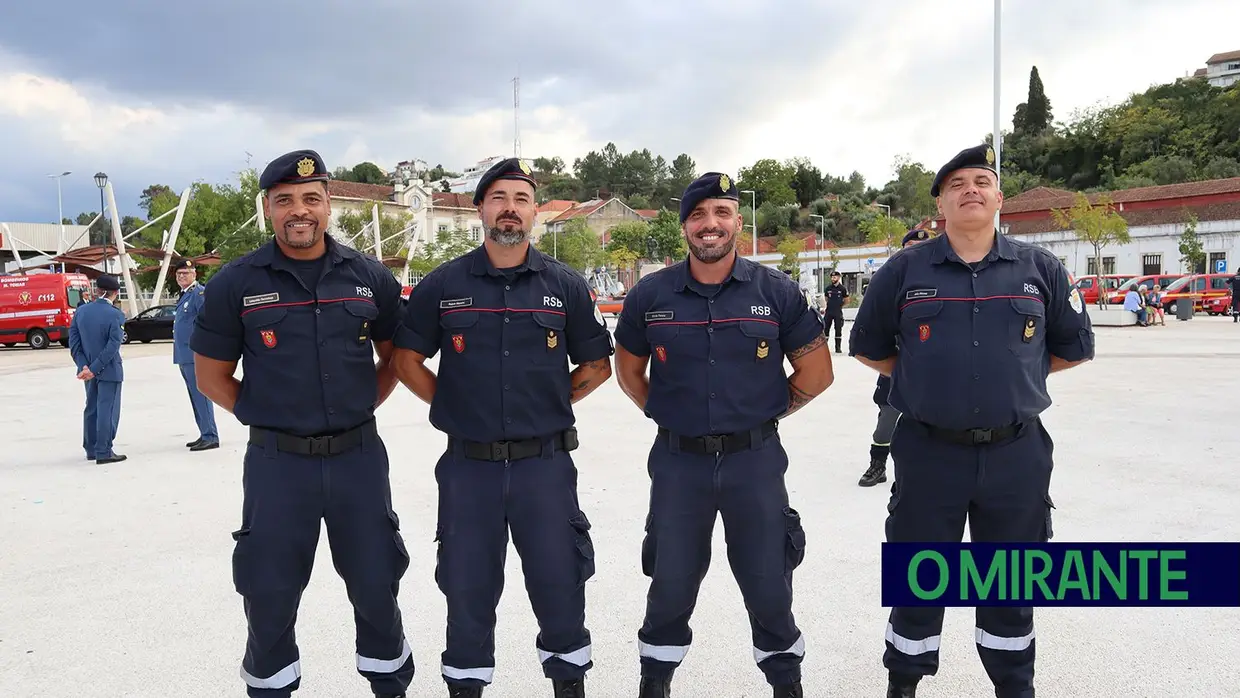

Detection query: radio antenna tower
xmin=512 ymin=74 xmax=521 ymax=159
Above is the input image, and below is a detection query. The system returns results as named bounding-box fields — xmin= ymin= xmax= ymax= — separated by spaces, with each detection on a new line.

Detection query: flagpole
xmin=993 ymin=0 xmax=1002 ymax=231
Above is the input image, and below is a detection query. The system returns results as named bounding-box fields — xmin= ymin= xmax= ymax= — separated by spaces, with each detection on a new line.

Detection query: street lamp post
xmin=741 ymin=190 xmax=757 ymax=256
xmin=875 ymin=203 xmax=891 ymax=218
xmin=47 ymin=171 xmax=71 ymax=256
xmin=94 ymin=172 xmax=108 ymax=273
xmin=810 ymin=214 xmax=826 ymax=294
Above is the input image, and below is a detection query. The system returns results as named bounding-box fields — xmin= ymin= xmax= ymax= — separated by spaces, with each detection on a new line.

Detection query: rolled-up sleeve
xmin=191 ymin=267 xmax=243 ymax=361
xmin=848 ymin=263 xmax=900 ymax=361
xmin=370 ymin=266 xmax=405 ymax=343
xmin=614 ymin=282 xmax=650 ymax=356
xmin=393 ymin=270 xmax=443 ymax=357
xmin=564 ymin=275 xmax=614 ymax=364
xmin=776 ymin=278 xmax=824 ymax=352
xmin=1045 ymin=261 xmax=1095 ymax=362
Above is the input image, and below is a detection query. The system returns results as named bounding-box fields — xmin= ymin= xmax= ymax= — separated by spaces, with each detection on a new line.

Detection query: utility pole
xmin=512 ymin=75 xmax=521 ymax=159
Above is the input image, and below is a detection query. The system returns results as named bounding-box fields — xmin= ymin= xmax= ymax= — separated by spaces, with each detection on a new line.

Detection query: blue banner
xmin=881 ymin=543 xmax=1240 ymax=607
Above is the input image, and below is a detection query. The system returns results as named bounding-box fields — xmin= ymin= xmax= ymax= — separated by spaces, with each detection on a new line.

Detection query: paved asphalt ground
xmin=2 ymin=315 xmax=1238 ymax=698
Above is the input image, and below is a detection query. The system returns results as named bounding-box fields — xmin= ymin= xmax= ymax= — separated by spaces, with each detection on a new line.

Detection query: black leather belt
xmin=915 ymin=419 xmax=1023 ymax=447
xmin=659 ymin=419 xmax=778 ymax=455
xmin=449 ymin=428 xmax=579 ymax=462
xmin=249 ymin=419 xmax=375 ymax=456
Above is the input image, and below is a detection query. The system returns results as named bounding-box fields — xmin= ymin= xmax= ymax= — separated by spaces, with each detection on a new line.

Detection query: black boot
xmin=886 ymin=672 xmax=918 ymax=697
xmin=773 ymin=681 xmax=803 ymax=697
xmin=638 ymin=675 xmax=671 ymax=698
xmin=859 ymin=457 xmax=887 ymax=487
xmin=834 ymin=338 xmax=842 ymax=354
xmin=553 ymin=678 xmax=586 ymax=698
xmin=448 ymin=685 xmax=483 ymax=698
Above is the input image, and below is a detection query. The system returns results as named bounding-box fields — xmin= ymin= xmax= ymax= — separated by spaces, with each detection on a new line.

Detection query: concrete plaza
xmin=1 ymin=315 xmax=1238 ymax=697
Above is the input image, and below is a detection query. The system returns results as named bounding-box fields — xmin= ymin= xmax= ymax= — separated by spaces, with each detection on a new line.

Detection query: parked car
xmin=122 ymin=304 xmax=176 ymax=343
xmin=1106 ymin=274 xmax=1186 ymax=304
xmin=1159 ymin=273 xmax=1233 ymax=314
xmin=1072 ymin=274 xmax=1132 ymax=304
xmin=1204 ymin=292 xmax=1233 ymax=316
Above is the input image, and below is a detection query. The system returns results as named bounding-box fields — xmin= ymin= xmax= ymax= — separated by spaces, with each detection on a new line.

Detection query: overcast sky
xmin=1 ymin=0 xmax=1237 ymax=226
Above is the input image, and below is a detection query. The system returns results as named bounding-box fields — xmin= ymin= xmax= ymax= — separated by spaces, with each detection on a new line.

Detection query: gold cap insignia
xmin=519 ymin=160 xmax=531 ymax=175
xmin=985 ymin=147 xmax=995 ymax=165
xmin=547 ymin=329 xmax=558 ymax=349
xmin=296 ymin=157 xmax=316 ymax=177
xmin=719 ymin=174 xmax=731 ymax=192
xmin=756 ymin=339 xmax=769 ymax=359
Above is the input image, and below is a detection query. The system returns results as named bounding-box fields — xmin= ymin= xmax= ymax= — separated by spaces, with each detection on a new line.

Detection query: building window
xmin=409 ymin=272 xmax=424 ymax=285
xmin=1000 ymin=224 xmax=1010 ymax=236
xmin=1058 ymin=256 xmax=1068 ymax=268
xmin=1141 ymin=254 xmax=1162 ymax=276
xmin=1086 ymin=256 xmax=1116 ymax=275
xmin=1208 ymin=251 xmax=1228 ymax=274
xmin=470 ymin=226 xmax=482 ymax=242
xmin=437 ymin=223 xmax=449 ymax=235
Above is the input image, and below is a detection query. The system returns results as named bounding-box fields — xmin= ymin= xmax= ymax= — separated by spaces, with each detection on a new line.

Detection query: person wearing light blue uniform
xmin=69 ymin=274 xmax=127 ymax=464
xmin=172 ymin=259 xmax=219 ymax=450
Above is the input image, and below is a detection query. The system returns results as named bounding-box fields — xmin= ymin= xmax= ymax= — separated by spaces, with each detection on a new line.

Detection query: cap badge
xmin=985 ymin=147 xmax=995 ymax=165
xmin=719 ymin=174 xmax=731 ymax=191
xmin=296 ymin=157 xmax=316 ymax=177
xmin=519 ymin=160 xmax=531 ymax=175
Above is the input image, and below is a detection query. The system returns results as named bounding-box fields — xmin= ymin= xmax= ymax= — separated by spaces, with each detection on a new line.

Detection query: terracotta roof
xmin=1004 ymin=200 xmax=1240 ymax=236
xmin=1206 ymin=50 xmax=1240 ymax=64
xmin=538 ymin=199 xmax=578 ymax=213
xmin=548 ymin=199 xmax=610 ymax=223
xmin=1007 ymin=186 xmax=1074 ymax=202
xmin=327 ymin=181 xmax=395 ymax=201
xmin=432 ymin=192 xmax=474 ymax=209
xmin=1000 ymin=177 xmax=1240 ymax=214
xmin=1194 ymin=68 xmax=1208 ymax=77
xmin=635 ymin=209 xmax=659 ymax=219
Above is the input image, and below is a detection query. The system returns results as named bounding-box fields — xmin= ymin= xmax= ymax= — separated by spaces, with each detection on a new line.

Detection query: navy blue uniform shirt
xmin=849 ymin=231 xmax=1094 ymax=431
xmin=190 ymin=235 xmax=404 ymax=436
xmin=173 ymin=281 xmax=205 ymax=365
xmin=394 ymin=245 xmax=613 ymax=444
xmin=824 ymin=282 xmax=848 ymax=314
xmin=614 ymin=256 xmax=824 ymax=437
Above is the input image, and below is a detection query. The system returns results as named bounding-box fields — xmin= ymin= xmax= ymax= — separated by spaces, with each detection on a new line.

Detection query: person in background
xmin=1123 ymin=284 xmax=1148 ymax=326
xmin=68 ymin=274 xmax=127 ymax=464
xmin=1146 ymin=284 xmax=1165 ymax=326
xmin=171 ymin=259 xmax=219 ymax=450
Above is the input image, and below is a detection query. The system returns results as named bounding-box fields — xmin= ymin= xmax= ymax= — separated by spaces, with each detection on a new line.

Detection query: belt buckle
xmin=971 ymin=429 xmax=994 ymax=445
xmin=307 ymin=436 xmax=330 ymax=456
xmin=491 ymin=441 xmax=511 ymax=461
xmin=701 ymin=434 xmax=726 ymax=454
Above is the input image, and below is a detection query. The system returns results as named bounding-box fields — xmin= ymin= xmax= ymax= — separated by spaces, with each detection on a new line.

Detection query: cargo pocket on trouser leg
xmin=568 ymin=510 xmax=596 ymax=586
xmin=1043 ymin=494 xmax=1055 ymax=542
xmin=640 ymin=512 xmax=657 ymax=578
xmin=388 ymin=510 xmax=411 ymax=582
xmin=783 ymin=507 xmax=806 ymax=575
xmin=231 ymin=527 xmax=252 ymax=595
xmin=432 ymin=524 xmax=446 ymax=594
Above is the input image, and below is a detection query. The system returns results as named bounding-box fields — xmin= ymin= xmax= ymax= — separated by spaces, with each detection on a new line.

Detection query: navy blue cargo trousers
xmin=433 ymin=435 xmax=596 ymax=688
xmin=884 ymin=417 xmax=1056 ymax=698
xmin=637 ymin=430 xmax=807 ymax=686
xmin=230 ymin=422 xmax=414 ymax=697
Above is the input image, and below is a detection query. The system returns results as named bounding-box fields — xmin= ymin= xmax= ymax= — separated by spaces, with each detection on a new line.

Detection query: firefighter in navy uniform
xmin=613 ymin=173 xmax=835 ymax=698
xmin=858 ymin=228 xmax=934 ymax=488
xmin=391 ymin=158 xmax=614 ymax=698
xmin=1228 ymin=270 xmax=1239 ymax=321
xmin=190 ymin=150 xmax=415 ymax=698
xmin=822 ymin=270 xmax=849 ymax=353
xmin=849 ymin=144 xmax=1095 ymax=698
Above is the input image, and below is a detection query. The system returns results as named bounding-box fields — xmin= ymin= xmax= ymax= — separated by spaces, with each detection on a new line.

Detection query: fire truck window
xmin=1210 ymin=277 xmax=1230 ymax=290
xmin=67 ymin=287 xmax=86 ymax=308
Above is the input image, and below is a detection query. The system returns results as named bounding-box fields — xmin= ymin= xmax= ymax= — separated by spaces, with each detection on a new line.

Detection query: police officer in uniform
xmin=849 ymin=144 xmax=1095 ymax=698
xmin=68 ymin=274 xmax=127 ymax=463
xmin=858 ymin=228 xmax=933 ymax=488
xmin=822 ymin=270 xmax=848 ymax=353
xmin=391 ymin=158 xmax=614 ymax=698
xmin=613 ymin=173 xmax=835 ymax=698
xmin=172 ymin=259 xmax=219 ymax=450
xmin=191 ymin=150 xmax=414 ymax=698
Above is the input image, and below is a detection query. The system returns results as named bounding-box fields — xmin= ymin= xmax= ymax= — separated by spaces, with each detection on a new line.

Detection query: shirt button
xmin=710 ymin=359 xmax=716 ymax=365
xmin=707 ymin=327 xmax=714 ymax=334
xmin=504 ymin=317 xmax=510 ymax=323
xmin=709 ymin=299 xmax=715 ymax=303
xmin=974 ymin=374 xmax=980 ymax=380
xmin=973 ymin=407 xmax=980 ymax=414
xmin=504 ymin=350 xmax=510 ymax=356
xmin=315 ymin=308 xmax=321 ymax=314
xmin=505 ymin=285 xmax=511 ymax=291
xmin=972 ymin=273 xmax=978 ymax=278
xmin=504 ymin=385 xmax=510 ymax=390
xmin=323 ymin=374 xmax=329 ymax=381
xmin=710 ymin=392 xmax=716 ymax=399
xmin=506 ymin=417 xmax=512 ymax=424
xmin=974 ymin=307 xmax=980 ymax=313
xmin=328 ymin=408 xmax=335 ymax=415
xmin=973 ymin=340 xmax=979 ymax=346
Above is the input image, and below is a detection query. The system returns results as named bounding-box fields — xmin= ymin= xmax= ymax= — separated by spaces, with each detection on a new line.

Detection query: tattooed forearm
xmin=780 ymin=381 xmax=814 ymax=418
xmin=787 ymin=333 xmax=826 ymax=360
xmin=570 ymin=358 xmax=612 ymax=403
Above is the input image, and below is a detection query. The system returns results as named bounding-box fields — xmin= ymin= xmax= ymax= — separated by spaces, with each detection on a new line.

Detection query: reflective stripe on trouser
xmin=883 ymin=418 xmax=1053 ymax=698
xmin=434 ymin=442 xmax=595 ymax=687
xmin=232 ymin=429 xmax=414 ymax=698
xmin=638 ymin=431 xmax=806 ymax=687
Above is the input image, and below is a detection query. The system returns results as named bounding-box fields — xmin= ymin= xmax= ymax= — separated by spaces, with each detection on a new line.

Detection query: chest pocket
xmin=739 ymin=320 xmax=780 ymax=363
xmin=900 ymin=300 xmax=942 ymax=349
xmin=439 ymin=310 xmax=479 ymax=356
xmin=531 ymin=311 xmax=567 ymax=365
xmin=645 ymin=324 xmax=680 ymax=364
xmin=240 ymin=306 xmax=288 ymax=353
xmin=343 ymin=300 xmax=379 ymax=350
xmin=1008 ymin=298 xmax=1045 ymax=356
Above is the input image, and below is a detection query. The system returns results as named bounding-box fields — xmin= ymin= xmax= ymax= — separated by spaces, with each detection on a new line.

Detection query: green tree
xmin=647 ymin=209 xmax=687 ymax=260
xmin=776 ymin=237 xmax=803 ymax=279
xmin=1177 ymin=212 xmax=1206 ymax=274
xmin=737 ymin=159 xmax=797 ymax=207
xmin=1051 ymin=193 xmax=1131 ymax=288
xmin=605 ymin=220 xmax=654 ymax=259
xmin=335 ymin=204 xmax=414 ymax=256
xmin=409 ymin=229 xmax=476 ymax=278
xmin=332 ymin=162 xmax=389 ymax=184
xmin=1013 ymin=66 xmax=1053 ymax=136
xmin=861 ymin=214 xmax=908 ymax=254
xmin=536 ymin=218 xmax=603 ymax=270
xmin=788 ymin=157 xmax=826 ymax=208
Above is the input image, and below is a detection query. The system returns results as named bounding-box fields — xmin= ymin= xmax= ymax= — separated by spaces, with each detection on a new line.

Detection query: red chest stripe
xmin=240 ymin=296 xmax=375 ymax=316
xmin=646 ymin=317 xmax=779 ymax=327
xmin=440 ymin=307 xmax=566 ymax=317
xmin=899 ymin=294 xmax=1044 ymax=312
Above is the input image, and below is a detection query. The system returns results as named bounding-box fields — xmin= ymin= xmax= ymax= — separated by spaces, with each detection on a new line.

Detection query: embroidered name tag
xmin=243 ymin=292 xmax=280 ymax=307
xmin=645 ymin=310 xmax=674 ymax=322
xmin=440 ymin=297 xmax=473 ymax=309
xmin=905 ymin=288 xmax=937 ymax=300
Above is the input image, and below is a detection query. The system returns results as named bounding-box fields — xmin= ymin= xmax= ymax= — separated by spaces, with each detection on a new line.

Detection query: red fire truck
xmin=0 ymin=272 xmax=95 ymax=349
